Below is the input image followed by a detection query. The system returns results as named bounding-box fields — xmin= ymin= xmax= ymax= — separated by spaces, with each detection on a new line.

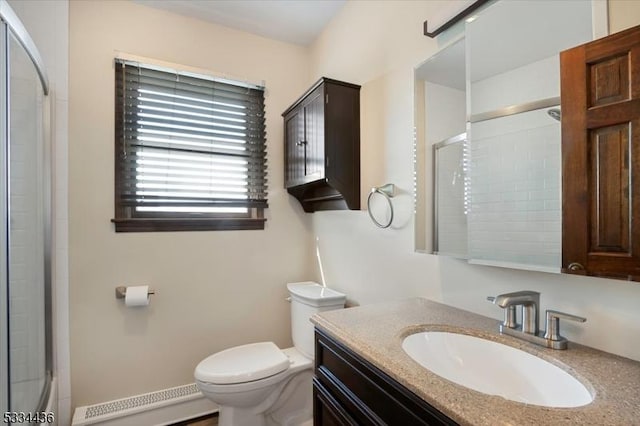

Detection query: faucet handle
xmin=543 ymin=310 xmax=586 ymax=342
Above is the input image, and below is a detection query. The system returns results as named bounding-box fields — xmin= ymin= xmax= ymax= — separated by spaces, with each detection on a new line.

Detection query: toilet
xmin=195 ymin=282 xmax=346 ymax=426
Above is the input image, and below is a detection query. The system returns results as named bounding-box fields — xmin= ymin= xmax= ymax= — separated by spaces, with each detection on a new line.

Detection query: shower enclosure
xmin=0 ymin=0 xmax=52 ymax=418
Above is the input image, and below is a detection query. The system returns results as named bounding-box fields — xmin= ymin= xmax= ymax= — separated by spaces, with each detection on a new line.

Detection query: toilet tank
xmin=287 ymin=282 xmax=346 ymax=359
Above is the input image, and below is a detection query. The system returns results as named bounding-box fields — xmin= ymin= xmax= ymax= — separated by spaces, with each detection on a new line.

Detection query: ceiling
xmin=134 ymin=0 xmax=347 ymax=46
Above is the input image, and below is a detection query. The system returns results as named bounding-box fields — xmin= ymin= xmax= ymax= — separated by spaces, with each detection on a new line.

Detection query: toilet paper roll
xmin=125 ymin=285 xmax=149 ymax=307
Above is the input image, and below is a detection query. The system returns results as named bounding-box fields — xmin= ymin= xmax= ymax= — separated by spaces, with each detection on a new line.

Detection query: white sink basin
xmin=402 ymin=331 xmax=593 ymax=407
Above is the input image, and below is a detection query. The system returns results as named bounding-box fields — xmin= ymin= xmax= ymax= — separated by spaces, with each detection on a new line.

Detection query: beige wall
xmin=307 ymin=0 xmax=640 ymax=362
xmin=609 ymin=0 xmax=640 ymax=33
xmin=69 ymin=1 xmax=314 ymax=407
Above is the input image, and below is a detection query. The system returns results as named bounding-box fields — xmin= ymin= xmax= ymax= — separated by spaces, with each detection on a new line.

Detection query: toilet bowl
xmin=195 ymin=282 xmax=346 ymax=426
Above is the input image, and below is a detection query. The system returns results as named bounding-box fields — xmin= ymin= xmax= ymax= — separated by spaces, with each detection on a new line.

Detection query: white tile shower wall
xmin=468 ymin=109 xmax=561 ymax=270
xmin=8 ymin=0 xmax=70 ymax=423
xmin=435 ymin=142 xmax=467 ymax=256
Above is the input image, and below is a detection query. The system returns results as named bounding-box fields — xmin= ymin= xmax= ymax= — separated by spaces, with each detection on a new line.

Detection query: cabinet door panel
xmin=304 ymin=88 xmax=325 ymax=183
xmin=284 ymin=109 xmax=305 ymax=187
xmin=589 ymin=53 xmax=630 ymax=107
xmin=589 ymin=123 xmax=630 ymax=253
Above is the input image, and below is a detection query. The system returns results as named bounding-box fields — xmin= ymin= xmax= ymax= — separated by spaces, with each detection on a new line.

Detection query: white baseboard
xmin=71 ymin=383 xmax=217 ymax=426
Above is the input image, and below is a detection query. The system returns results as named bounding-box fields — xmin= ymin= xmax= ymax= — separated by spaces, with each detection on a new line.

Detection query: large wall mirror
xmin=414 ymin=0 xmax=608 ymax=273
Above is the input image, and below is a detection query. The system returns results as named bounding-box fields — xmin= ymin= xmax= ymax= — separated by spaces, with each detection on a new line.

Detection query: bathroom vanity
xmin=311 ymin=299 xmax=640 ymax=425
xmin=314 ymin=328 xmax=454 ymax=425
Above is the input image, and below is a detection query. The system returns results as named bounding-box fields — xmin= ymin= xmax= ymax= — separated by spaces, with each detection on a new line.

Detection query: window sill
xmin=111 ymin=217 xmax=266 ymax=232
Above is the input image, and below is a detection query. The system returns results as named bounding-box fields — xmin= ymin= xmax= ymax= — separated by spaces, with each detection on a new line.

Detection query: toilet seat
xmin=195 ymin=342 xmax=290 ymax=385
xmin=196 ymin=347 xmax=312 ymax=396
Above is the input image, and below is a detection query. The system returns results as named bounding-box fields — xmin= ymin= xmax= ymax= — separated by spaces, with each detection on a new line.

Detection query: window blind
xmin=114 ymin=60 xmax=267 ymax=222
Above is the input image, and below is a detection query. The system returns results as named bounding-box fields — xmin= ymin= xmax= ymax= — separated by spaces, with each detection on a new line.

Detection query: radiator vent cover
xmin=72 ymin=383 xmax=215 ymax=426
xmin=85 ymin=384 xmax=199 ymax=419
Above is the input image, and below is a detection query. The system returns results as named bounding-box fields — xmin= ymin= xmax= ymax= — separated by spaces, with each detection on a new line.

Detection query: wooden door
xmin=561 ymin=24 xmax=640 ymax=280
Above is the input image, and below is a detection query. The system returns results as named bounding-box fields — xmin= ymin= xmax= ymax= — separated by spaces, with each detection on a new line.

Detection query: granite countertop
xmin=311 ymin=298 xmax=640 ymax=426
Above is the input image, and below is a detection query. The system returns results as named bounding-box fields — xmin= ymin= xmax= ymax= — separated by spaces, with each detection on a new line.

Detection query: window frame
xmin=111 ymin=59 xmax=268 ymax=232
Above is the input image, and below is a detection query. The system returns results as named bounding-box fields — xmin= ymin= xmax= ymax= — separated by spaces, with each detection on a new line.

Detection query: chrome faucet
xmin=487 ymin=290 xmax=539 ymax=334
xmin=488 ymin=291 xmax=586 ymax=350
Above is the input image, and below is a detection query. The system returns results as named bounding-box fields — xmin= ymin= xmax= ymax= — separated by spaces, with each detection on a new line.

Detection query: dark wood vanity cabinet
xmin=560 ymin=24 xmax=640 ymax=281
xmin=313 ymin=328 xmax=457 ymax=426
xmin=283 ymin=78 xmax=360 ymax=212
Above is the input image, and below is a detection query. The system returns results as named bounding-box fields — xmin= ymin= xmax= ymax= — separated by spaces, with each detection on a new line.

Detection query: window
xmin=112 ymin=59 xmax=267 ymax=232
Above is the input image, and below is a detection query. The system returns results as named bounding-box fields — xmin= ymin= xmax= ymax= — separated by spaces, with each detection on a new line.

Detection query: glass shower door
xmin=6 ymin=27 xmax=50 ymax=414
xmin=0 ymin=17 xmax=8 ymax=415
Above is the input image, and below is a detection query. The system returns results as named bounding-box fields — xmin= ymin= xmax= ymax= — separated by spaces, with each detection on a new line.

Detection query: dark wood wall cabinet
xmin=314 ymin=328 xmax=457 ymax=426
xmin=561 ymin=24 xmax=640 ymax=281
xmin=283 ymin=78 xmax=361 ymax=212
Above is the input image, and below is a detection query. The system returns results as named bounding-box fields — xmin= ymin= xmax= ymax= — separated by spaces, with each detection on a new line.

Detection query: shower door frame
xmin=0 ymin=0 xmax=52 ymax=415
xmin=0 ymin=15 xmax=8 ymax=416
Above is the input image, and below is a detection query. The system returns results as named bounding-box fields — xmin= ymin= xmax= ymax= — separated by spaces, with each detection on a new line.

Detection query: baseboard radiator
xmin=71 ymin=383 xmax=217 ymax=426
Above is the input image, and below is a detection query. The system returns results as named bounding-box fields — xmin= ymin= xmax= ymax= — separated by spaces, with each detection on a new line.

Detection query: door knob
xmin=296 ymin=140 xmax=307 ymax=146
xmin=567 ymin=262 xmax=585 ymax=271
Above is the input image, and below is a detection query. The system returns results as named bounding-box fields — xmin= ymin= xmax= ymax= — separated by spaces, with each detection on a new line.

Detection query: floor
xmin=187 ymin=417 xmax=218 ymax=426
xmin=172 ymin=413 xmax=218 ymax=426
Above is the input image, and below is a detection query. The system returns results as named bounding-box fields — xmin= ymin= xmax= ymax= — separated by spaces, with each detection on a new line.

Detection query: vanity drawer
xmin=314 ymin=328 xmax=456 ymax=426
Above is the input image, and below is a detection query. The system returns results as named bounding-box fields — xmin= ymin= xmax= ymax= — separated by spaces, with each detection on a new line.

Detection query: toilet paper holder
xmin=115 ymin=286 xmax=156 ymax=299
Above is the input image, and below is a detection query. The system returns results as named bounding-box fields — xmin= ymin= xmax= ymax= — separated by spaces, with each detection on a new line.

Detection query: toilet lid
xmin=195 ymin=342 xmax=290 ymax=385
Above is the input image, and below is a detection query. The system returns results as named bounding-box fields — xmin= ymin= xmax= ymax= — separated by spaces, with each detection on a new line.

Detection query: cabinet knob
xmin=296 ymin=140 xmax=307 ymax=146
xmin=567 ymin=262 xmax=585 ymax=271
